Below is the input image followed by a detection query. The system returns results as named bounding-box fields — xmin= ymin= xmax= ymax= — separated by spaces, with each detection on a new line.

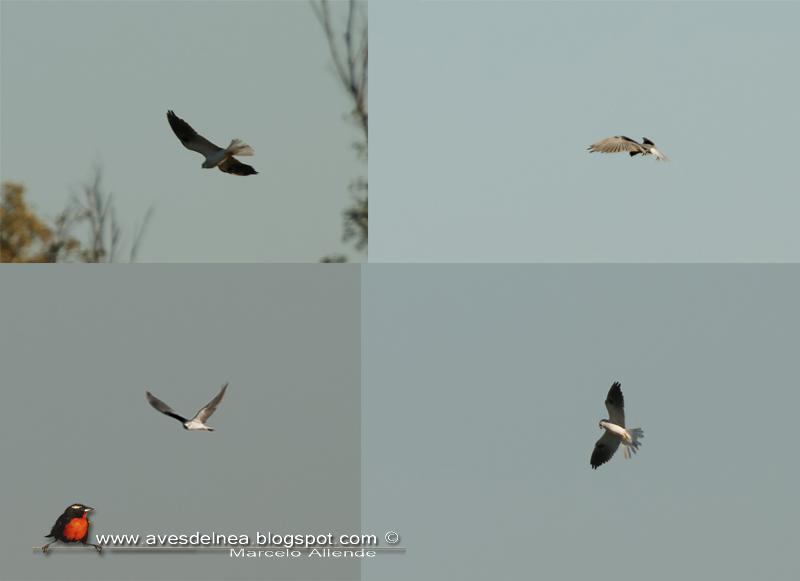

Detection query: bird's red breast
xmin=62 ymin=514 xmax=89 ymax=542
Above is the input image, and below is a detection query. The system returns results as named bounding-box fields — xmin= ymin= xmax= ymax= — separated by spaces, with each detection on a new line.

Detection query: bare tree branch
xmin=129 ymin=204 xmax=155 ymax=262
xmin=64 ymin=166 xmax=153 ymax=262
xmin=312 ymin=0 xmax=368 ymax=259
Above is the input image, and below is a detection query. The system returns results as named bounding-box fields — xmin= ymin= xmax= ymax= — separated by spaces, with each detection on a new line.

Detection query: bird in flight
xmin=167 ymin=110 xmax=257 ymax=175
xmin=146 ymin=383 xmax=229 ymax=431
xmin=590 ymin=382 xmax=644 ymax=469
xmin=588 ymin=136 xmax=668 ymax=161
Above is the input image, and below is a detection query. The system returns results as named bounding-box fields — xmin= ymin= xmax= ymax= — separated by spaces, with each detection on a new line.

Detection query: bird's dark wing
xmin=146 ymin=391 xmax=188 ymax=423
xmin=167 ymin=110 xmax=222 ymax=156
xmin=47 ymin=511 xmax=72 ymax=539
xmin=605 ymin=382 xmax=626 ymax=426
xmin=218 ymin=157 xmax=258 ymax=176
xmin=588 ymin=135 xmax=647 ymax=155
xmin=591 ymin=430 xmax=621 ymax=469
xmin=192 ymin=383 xmax=228 ymax=423
xmin=46 ymin=515 xmax=63 ymax=538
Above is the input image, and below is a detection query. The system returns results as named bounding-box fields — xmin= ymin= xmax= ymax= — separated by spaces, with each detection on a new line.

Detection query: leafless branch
xmin=67 ymin=166 xmax=152 ymax=262
xmin=129 ymin=204 xmax=155 ymax=262
xmin=312 ymin=0 xmax=368 ymax=140
xmin=312 ymin=0 xmax=368 ymax=260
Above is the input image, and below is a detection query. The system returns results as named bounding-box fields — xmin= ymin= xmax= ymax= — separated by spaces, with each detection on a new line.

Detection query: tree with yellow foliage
xmin=0 ymin=182 xmax=81 ymax=262
xmin=1 ymin=169 xmax=152 ymax=263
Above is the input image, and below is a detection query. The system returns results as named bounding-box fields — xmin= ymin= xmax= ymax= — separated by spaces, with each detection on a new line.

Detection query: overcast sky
xmin=371 ymin=1 xmax=800 ymax=262
xmin=4 ymin=1 xmax=798 ymax=580
xmin=363 ymin=265 xmax=800 ymax=580
xmin=0 ymin=266 xmax=360 ymax=580
xmin=1 ymin=1 xmax=366 ymax=262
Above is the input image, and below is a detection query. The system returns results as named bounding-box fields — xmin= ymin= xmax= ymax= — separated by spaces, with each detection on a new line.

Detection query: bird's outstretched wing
xmin=146 ymin=390 xmax=188 ymax=424
xmin=167 ymin=110 xmax=223 ymax=156
xmin=588 ymin=136 xmax=647 ymax=155
xmin=218 ymin=157 xmax=258 ymax=176
xmin=591 ymin=430 xmax=621 ymax=469
xmin=605 ymin=381 xmax=626 ymax=427
xmin=192 ymin=383 xmax=228 ymax=424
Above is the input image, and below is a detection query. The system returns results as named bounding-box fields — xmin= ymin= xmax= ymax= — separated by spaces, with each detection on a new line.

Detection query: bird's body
xmin=183 ymin=418 xmax=215 ymax=431
xmin=42 ymin=504 xmax=102 ymax=553
xmin=167 ymin=110 xmax=257 ymax=175
xmin=590 ymin=382 xmax=644 ymax=469
xmin=201 ymin=148 xmax=229 ymax=169
xmin=598 ymin=419 xmax=629 ymax=440
xmin=146 ymin=383 xmax=228 ymax=431
xmin=588 ymin=136 xmax=668 ymax=161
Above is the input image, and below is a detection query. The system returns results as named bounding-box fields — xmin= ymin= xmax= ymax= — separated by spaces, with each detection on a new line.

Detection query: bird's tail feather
xmin=227 ymin=139 xmax=254 ymax=156
xmin=623 ymin=427 xmax=644 ymax=459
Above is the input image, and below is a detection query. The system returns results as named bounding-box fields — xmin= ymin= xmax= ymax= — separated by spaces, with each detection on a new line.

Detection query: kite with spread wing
xmin=590 ymin=382 xmax=644 ymax=469
xmin=167 ymin=110 xmax=258 ymax=176
xmin=588 ymin=136 xmax=668 ymax=161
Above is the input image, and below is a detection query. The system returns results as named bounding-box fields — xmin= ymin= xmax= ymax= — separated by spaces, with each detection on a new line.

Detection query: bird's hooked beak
xmin=83 ymin=506 xmax=94 ymax=513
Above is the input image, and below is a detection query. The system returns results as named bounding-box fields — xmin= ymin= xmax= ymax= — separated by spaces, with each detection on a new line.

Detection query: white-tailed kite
xmin=146 ymin=383 xmax=229 ymax=431
xmin=167 ymin=110 xmax=258 ymax=175
xmin=588 ymin=136 xmax=668 ymax=161
xmin=590 ymin=382 xmax=644 ymax=469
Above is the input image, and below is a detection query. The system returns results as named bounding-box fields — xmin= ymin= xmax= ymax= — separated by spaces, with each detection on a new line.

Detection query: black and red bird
xmin=41 ymin=504 xmax=102 ymax=553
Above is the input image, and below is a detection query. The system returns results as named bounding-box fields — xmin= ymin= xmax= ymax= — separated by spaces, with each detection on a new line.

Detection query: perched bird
xmin=146 ymin=383 xmax=229 ymax=431
xmin=590 ymin=382 xmax=644 ymax=469
xmin=41 ymin=504 xmax=102 ymax=554
xmin=588 ymin=136 xmax=668 ymax=161
xmin=167 ymin=110 xmax=258 ymax=175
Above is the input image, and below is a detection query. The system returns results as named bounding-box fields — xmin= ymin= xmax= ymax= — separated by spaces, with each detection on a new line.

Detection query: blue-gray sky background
xmin=371 ymin=1 xmax=800 ymax=262
xmin=363 ymin=265 xmax=799 ymax=580
xmin=0 ymin=266 xmax=360 ymax=580
xmin=1 ymin=0 xmax=366 ymax=262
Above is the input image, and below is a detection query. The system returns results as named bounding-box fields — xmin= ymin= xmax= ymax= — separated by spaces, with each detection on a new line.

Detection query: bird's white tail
xmin=227 ymin=139 xmax=254 ymax=156
xmin=622 ymin=427 xmax=644 ymax=459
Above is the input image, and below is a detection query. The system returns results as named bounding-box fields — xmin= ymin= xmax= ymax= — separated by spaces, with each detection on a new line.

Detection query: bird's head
xmin=66 ymin=504 xmax=93 ymax=518
xmin=599 ymin=419 xmax=609 ymax=429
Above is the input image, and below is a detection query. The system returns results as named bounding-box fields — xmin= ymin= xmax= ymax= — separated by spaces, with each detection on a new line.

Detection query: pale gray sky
xmin=371 ymin=1 xmax=800 ymax=262
xmin=363 ymin=265 xmax=800 ymax=580
xmin=0 ymin=266 xmax=360 ymax=580
xmin=1 ymin=0 xmax=366 ymax=262
xmin=4 ymin=1 xmax=799 ymax=580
